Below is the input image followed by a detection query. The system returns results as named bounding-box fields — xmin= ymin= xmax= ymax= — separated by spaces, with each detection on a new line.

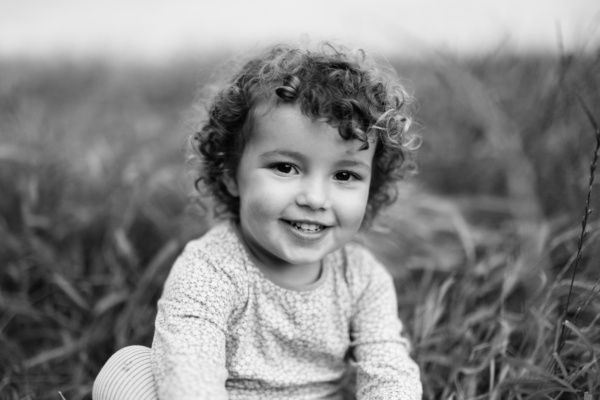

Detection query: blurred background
xmin=2 ymin=0 xmax=599 ymax=60
xmin=1 ymin=1 xmax=600 ymax=399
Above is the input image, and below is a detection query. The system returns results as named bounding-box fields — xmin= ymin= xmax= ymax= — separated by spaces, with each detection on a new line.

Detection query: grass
xmin=0 ymin=48 xmax=599 ymax=399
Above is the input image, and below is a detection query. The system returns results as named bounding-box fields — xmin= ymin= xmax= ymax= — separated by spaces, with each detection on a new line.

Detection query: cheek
xmin=335 ymin=188 xmax=370 ymax=225
xmin=239 ymin=179 xmax=289 ymax=217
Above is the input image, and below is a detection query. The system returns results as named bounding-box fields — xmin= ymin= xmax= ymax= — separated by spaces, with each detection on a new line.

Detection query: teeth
xmin=291 ymin=222 xmax=323 ymax=232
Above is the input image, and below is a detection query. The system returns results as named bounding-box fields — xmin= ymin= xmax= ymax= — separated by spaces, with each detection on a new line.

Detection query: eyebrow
xmin=260 ymin=150 xmax=371 ymax=171
xmin=335 ymin=159 xmax=372 ymax=171
xmin=260 ymin=150 xmax=305 ymax=160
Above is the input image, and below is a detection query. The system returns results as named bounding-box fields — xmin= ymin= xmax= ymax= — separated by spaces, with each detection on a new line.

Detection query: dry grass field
xmin=1 ymin=48 xmax=599 ymax=399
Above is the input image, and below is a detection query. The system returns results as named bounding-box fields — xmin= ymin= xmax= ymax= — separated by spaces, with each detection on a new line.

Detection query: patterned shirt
xmin=151 ymin=222 xmax=422 ymax=399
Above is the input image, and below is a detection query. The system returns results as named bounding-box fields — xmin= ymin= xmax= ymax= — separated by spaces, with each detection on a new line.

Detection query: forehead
xmin=248 ymin=104 xmax=376 ymax=157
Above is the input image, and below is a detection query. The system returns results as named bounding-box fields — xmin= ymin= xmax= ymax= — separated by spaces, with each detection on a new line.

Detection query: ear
xmin=223 ymin=172 xmax=239 ymax=197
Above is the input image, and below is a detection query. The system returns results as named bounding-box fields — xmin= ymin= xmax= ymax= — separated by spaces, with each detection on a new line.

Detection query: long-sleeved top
xmin=151 ymin=221 xmax=422 ymax=399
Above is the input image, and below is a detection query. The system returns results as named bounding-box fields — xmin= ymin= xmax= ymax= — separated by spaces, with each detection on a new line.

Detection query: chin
xmin=278 ymin=246 xmax=332 ymax=266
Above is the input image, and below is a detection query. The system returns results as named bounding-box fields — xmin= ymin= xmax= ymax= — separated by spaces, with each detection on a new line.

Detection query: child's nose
xmin=296 ymin=177 xmax=330 ymax=210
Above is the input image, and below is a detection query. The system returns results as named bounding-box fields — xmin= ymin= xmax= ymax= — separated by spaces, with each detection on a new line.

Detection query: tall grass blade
xmin=557 ymin=92 xmax=600 ymax=356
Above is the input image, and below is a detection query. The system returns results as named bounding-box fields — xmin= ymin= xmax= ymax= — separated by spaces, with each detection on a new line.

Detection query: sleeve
xmin=151 ymin=242 xmax=243 ymax=400
xmin=348 ymin=246 xmax=422 ymax=400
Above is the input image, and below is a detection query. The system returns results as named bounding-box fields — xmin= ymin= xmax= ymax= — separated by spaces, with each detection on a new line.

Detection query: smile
xmin=291 ymin=221 xmax=323 ymax=232
xmin=283 ymin=220 xmax=328 ymax=233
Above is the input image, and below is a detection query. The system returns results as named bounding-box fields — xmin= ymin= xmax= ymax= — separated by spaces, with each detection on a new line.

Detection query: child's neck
xmin=257 ymin=258 xmax=323 ymax=289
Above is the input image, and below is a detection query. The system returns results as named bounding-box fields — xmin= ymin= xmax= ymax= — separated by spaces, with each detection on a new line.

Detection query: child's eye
xmin=334 ymin=171 xmax=360 ymax=182
xmin=272 ymin=163 xmax=299 ymax=175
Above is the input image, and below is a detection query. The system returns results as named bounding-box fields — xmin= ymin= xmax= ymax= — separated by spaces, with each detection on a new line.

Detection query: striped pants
xmin=93 ymin=346 xmax=158 ymax=400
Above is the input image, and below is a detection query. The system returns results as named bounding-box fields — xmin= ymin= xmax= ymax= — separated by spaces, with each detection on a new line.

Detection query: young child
xmin=94 ymin=41 xmax=422 ymax=400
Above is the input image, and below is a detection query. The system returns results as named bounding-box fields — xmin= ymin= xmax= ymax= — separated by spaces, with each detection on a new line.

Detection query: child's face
xmin=226 ymin=105 xmax=375 ymax=271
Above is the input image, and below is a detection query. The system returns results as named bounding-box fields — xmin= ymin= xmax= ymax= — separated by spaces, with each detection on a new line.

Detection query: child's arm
xmin=151 ymin=243 xmax=241 ymax=400
xmin=349 ymin=246 xmax=422 ymax=400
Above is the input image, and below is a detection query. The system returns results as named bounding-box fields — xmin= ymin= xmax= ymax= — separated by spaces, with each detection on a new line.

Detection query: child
xmin=94 ymin=41 xmax=422 ymax=400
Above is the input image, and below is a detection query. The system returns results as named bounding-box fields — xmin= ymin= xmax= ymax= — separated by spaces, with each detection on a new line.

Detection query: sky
xmin=1 ymin=0 xmax=599 ymax=62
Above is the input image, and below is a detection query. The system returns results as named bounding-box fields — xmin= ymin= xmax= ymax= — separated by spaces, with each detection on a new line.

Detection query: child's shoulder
xmin=162 ymin=221 xmax=248 ymax=307
xmin=176 ymin=221 xmax=247 ymax=275
xmin=334 ymin=241 xmax=396 ymax=300
xmin=339 ymin=241 xmax=391 ymax=280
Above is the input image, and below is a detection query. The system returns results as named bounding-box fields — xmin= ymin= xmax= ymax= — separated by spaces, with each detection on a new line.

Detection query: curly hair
xmin=190 ymin=41 xmax=420 ymax=225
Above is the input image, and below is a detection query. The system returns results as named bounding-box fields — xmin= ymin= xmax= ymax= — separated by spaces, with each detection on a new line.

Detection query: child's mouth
xmin=287 ymin=221 xmax=324 ymax=232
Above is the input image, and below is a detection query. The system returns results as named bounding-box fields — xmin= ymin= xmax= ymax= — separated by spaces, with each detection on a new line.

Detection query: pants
xmin=93 ymin=346 xmax=158 ymax=400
